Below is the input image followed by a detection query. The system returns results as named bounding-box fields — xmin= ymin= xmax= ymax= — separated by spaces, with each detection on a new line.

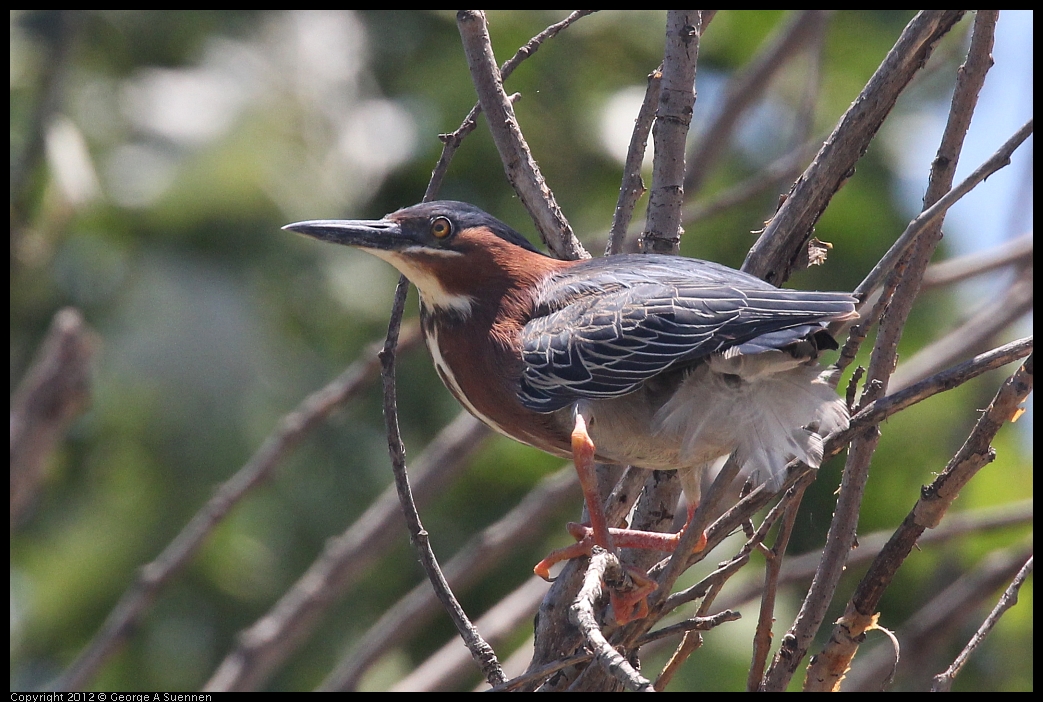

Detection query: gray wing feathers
xmin=518 ymin=257 xmax=855 ymax=412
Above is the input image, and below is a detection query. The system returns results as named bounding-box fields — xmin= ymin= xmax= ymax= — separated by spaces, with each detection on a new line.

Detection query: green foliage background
xmin=11 ymin=10 xmax=1031 ymax=691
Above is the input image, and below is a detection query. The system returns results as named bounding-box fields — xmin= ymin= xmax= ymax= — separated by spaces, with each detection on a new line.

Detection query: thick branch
xmin=642 ymin=10 xmax=702 ymax=254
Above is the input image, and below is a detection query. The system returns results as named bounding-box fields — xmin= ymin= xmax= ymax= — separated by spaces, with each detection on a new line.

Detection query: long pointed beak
xmin=283 ymin=219 xmax=415 ymax=251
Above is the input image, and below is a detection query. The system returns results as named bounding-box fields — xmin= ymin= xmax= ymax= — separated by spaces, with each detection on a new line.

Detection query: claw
xmin=533 ymin=536 xmax=596 ymax=581
xmin=608 ymin=567 xmax=657 ymax=624
xmin=534 ymin=519 xmax=708 ymax=622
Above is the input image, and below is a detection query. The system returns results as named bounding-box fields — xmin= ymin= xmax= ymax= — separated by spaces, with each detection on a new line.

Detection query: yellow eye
xmin=430 ymin=216 xmax=453 ymax=239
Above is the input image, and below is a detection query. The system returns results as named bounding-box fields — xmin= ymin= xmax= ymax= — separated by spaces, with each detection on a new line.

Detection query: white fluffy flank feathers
xmin=654 ymin=356 xmax=848 ymax=491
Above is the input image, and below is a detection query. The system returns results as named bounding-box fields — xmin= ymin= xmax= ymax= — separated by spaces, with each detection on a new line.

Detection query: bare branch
xmin=643 ymin=610 xmax=743 ymax=646
xmin=456 ymin=10 xmax=587 ymax=260
xmin=642 ymin=10 xmax=703 ymax=254
xmin=685 ymin=11 xmax=829 ymax=197
xmin=743 ymin=10 xmax=966 ymax=284
xmin=607 ymin=66 xmax=661 ymax=255
xmin=427 ymin=11 xmax=596 ymax=201
xmin=658 ymin=485 xmax=802 ymax=690
xmin=321 ymin=466 xmax=577 ymax=690
xmin=11 ymin=308 xmax=96 ymax=528
xmin=805 ymin=350 xmax=1032 ymax=691
xmin=563 ymin=454 xmax=748 ymax=691
xmin=932 ymin=555 xmax=1034 ymax=692
xmin=570 ymin=549 xmax=655 ymax=692
xmin=55 ymin=326 xmax=419 ymax=692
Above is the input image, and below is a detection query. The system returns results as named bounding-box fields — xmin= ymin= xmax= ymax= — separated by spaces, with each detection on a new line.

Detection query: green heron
xmin=286 ymin=200 xmax=856 ymax=623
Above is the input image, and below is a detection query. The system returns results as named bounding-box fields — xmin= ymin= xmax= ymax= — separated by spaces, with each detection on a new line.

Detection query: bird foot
xmin=533 ymin=521 xmax=708 ymax=624
xmin=607 ymin=565 xmax=657 ymax=624
xmin=542 ymin=413 xmax=711 ymax=623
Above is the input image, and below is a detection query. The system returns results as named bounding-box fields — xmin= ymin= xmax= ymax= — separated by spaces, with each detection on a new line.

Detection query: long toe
xmin=533 ymin=532 xmax=597 ymax=580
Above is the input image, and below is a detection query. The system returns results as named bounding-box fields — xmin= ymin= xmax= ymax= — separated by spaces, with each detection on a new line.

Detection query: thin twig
xmin=376 ymin=277 xmax=506 ymax=687
xmin=643 ymin=610 xmax=744 ymax=646
xmin=843 ymin=229 xmax=1032 ymax=368
xmin=747 ymin=483 xmax=806 ymax=691
xmin=931 ymin=555 xmax=1034 ymax=692
xmin=397 ymin=16 xmax=606 ymax=688
xmin=662 ymin=548 xmax=754 ymax=614
xmin=427 ymin=10 xmax=596 ymax=201
xmin=843 ymin=336 xmax=1032 ymax=443
xmin=607 ymin=66 xmax=662 ymax=255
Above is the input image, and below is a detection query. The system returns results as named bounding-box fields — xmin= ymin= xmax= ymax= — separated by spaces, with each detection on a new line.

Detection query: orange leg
xmin=533 ymin=413 xmax=613 ymax=581
xmin=533 ymin=414 xmax=708 ymax=624
xmin=571 ymin=413 xmax=614 ymax=551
